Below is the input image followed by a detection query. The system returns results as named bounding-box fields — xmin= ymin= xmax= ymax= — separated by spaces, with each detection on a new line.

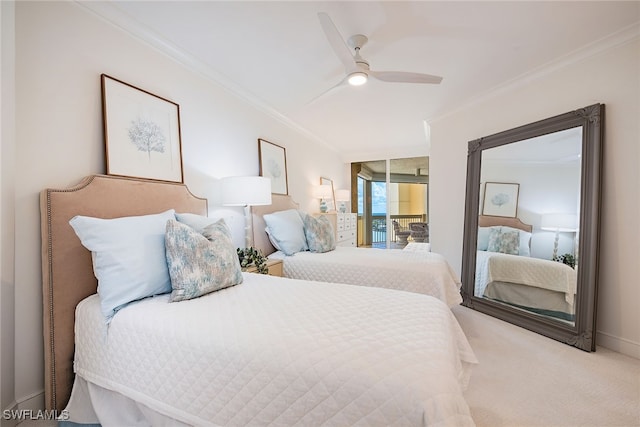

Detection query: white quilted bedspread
xmin=475 ymin=251 xmax=577 ymax=304
xmin=74 ymin=274 xmax=477 ymax=426
xmin=269 ymin=247 xmax=462 ymax=307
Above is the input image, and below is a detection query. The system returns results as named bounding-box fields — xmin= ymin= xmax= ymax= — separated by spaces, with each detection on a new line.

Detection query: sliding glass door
xmin=353 ymin=157 xmax=428 ymax=249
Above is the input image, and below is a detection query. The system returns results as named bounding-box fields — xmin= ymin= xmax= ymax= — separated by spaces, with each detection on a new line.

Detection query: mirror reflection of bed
xmin=475 ymin=215 xmax=577 ymax=324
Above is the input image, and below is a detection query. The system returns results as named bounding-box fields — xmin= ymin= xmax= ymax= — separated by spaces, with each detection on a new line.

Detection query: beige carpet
xmin=453 ymin=305 xmax=640 ymax=427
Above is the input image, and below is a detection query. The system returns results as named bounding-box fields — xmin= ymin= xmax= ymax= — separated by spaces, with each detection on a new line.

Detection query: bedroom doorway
xmin=351 ymin=157 xmax=429 ymax=249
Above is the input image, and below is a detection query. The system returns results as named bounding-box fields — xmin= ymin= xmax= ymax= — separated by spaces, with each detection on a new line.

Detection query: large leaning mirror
xmin=461 ymin=104 xmax=603 ymax=352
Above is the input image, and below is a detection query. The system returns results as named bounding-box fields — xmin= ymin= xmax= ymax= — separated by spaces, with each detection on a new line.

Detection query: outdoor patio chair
xmin=393 ymin=220 xmax=411 ymax=245
xmin=409 ymin=222 xmax=429 ymax=243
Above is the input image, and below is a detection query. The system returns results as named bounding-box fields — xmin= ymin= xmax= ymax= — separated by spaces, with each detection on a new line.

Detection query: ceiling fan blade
xmin=317 ymin=12 xmax=355 ymax=71
xmin=305 ymin=77 xmax=348 ymax=106
xmin=370 ymin=70 xmax=443 ymax=84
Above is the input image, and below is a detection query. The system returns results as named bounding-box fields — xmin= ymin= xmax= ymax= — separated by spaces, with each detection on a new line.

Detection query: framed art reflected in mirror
xmin=482 ymin=182 xmax=519 ymax=217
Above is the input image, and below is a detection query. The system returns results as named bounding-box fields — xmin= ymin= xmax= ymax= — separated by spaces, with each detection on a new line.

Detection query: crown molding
xmin=430 ymin=23 xmax=640 ymax=124
xmin=74 ymin=1 xmax=336 ymax=153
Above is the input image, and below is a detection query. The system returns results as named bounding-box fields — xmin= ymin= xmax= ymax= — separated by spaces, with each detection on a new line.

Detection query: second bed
xmin=252 ymin=195 xmax=463 ymax=307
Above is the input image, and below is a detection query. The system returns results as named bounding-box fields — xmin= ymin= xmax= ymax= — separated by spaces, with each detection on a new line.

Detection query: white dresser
xmin=315 ymin=212 xmax=357 ymax=247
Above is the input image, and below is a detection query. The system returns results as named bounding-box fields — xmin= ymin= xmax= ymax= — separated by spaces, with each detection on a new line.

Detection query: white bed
xmin=68 ymin=274 xmax=476 ymax=426
xmin=41 ymin=175 xmax=477 ymax=426
xmin=251 ymin=195 xmax=463 ymax=307
xmin=269 ymin=246 xmax=463 ymax=307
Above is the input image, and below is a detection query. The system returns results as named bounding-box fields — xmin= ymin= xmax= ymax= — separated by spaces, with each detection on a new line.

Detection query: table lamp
xmin=222 ymin=176 xmax=272 ymax=248
xmin=313 ymin=184 xmax=333 ymax=213
xmin=541 ymin=213 xmax=578 ymax=259
xmin=335 ymin=189 xmax=350 ymax=213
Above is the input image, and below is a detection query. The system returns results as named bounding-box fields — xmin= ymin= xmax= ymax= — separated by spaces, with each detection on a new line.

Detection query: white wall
xmin=430 ymin=38 xmax=640 ymax=358
xmin=6 ymin=1 xmax=348 ymax=411
xmin=1 ymin=0 xmax=17 ymax=422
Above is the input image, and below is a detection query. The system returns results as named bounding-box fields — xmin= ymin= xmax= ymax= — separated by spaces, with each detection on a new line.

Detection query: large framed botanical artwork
xmin=101 ymin=74 xmax=184 ymax=183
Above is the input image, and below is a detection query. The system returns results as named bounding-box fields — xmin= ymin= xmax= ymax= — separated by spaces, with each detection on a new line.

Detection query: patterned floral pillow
xmin=165 ymin=219 xmax=243 ymax=302
xmin=487 ymin=227 xmax=520 ymax=255
xmin=303 ymin=214 xmax=336 ymax=253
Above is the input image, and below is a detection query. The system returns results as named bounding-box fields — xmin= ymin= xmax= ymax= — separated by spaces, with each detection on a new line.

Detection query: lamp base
xmin=319 ymin=200 xmax=328 ymax=213
xmin=244 ymin=205 xmax=253 ymax=248
xmin=552 ymin=231 xmax=559 ymax=260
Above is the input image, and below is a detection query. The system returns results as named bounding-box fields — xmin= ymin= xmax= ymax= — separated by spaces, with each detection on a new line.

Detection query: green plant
xmin=553 ymin=253 xmax=576 ymax=269
xmin=237 ymin=247 xmax=268 ymax=274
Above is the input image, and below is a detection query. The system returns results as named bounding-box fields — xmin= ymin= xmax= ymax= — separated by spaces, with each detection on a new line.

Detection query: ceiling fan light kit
xmin=348 ymin=72 xmax=368 ymax=86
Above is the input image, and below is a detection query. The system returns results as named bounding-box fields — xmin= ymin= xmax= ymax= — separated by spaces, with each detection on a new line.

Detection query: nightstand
xmin=244 ymin=259 xmax=283 ymax=277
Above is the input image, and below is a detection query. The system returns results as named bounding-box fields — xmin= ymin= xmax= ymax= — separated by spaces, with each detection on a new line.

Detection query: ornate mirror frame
xmin=460 ymin=104 xmax=604 ymax=352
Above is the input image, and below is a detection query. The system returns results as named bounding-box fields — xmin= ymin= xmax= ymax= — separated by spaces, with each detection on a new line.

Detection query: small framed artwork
xmin=101 ymin=74 xmax=183 ymax=183
xmin=320 ymin=176 xmax=336 ymax=212
xmin=482 ymin=182 xmax=520 ymax=217
xmin=258 ymin=138 xmax=288 ymax=195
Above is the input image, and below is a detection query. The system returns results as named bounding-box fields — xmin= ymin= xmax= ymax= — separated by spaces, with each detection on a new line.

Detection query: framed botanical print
xmin=482 ymin=182 xmax=520 ymax=217
xmin=258 ymin=138 xmax=288 ymax=195
xmin=101 ymin=74 xmax=183 ymax=183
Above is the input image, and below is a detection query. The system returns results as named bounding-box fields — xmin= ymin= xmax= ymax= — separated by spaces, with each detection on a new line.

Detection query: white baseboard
xmin=17 ymin=390 xmax=44 ymax=411
xmin=597 ymin=330 xmax=640 ymax=359
xmin=2 ymin=390 xmax=46 ymax=426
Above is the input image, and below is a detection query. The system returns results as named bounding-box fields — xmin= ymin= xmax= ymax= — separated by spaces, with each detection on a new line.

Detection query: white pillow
xmin=477 ymin=227 xmax=491 ymax=251
xmin=69 ymin=209 xmax=175 ymax=323
xmin=263 ymin=209 xmax=308 ymax=255
xmin=175 ymin=212 xmax=224 ymax=235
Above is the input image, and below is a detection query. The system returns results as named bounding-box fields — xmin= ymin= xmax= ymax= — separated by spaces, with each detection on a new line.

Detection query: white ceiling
xmin=82 ymin=1 xmax=639 ymax=162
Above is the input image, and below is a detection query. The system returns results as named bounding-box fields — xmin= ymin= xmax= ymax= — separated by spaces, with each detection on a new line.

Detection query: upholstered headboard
xmin=478 ymin=215 xmax=533 ymax=233
xmin=250 ymin=194 xmax=299 ymax=256
xmin=40 ymin=174 xmax=207 ymax=411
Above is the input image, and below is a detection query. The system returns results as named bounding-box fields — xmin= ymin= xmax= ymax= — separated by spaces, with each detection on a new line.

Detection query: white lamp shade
xmin=541 ymin=213 xmax=578 ymax=232
xmin=335 ymin=189 xmax=350 ymax=202
xmin=313 ymin=184 xmax=333 ymax=199
xmin=222 ymin=176 xmax=272 ymax=206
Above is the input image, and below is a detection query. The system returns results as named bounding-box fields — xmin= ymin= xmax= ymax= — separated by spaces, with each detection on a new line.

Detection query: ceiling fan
xmin=317 ymin=12 xmax=443 ymax=91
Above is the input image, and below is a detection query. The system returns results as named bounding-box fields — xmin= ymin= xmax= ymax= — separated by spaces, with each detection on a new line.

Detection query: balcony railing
xmin=368 ymin=214 xmax=425 ymax=245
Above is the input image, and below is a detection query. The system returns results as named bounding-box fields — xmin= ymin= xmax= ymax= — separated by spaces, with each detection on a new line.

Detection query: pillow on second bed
xmin=263 ymin=209 xmax=308 ymax=255
xmin=165 ymin=219 xmax=243 ymax=302
xmin=303 ymin=214 xmax=336 ymax=253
